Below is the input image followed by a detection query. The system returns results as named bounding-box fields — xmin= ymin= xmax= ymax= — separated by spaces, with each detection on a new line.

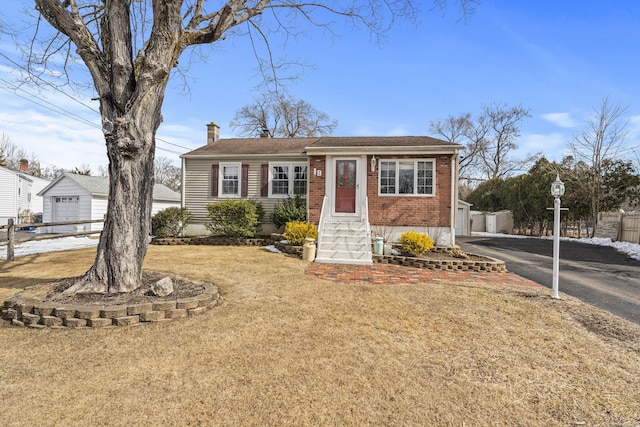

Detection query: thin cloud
xmin=518 ymin=133 xmax=568 ymax=161
xmin=541 ymin=112 xmax=578 ymax=128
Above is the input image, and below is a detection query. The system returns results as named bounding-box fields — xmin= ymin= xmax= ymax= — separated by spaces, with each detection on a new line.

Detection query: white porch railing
xmin=362 ymin=195 xmax=371 ymax=254
xmin=317 ymin=196 xmax=328 ymax=249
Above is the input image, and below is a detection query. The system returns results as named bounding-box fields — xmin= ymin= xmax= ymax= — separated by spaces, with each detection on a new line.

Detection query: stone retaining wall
xmin=2 ymin=282 xmax=220 ymax=329
xmin=151 ymin=235 xmax=278 ymax=246
xmin=372 ymin=253 xmax=506 ymax=272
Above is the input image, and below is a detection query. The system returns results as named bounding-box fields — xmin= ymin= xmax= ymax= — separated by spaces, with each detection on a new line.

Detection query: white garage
xmin=38 ymin=173 xmax=181 ymax=234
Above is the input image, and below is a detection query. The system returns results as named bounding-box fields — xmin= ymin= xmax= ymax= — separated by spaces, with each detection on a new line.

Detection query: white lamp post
xmin=550 ymin=175 xmax=565 ymax=299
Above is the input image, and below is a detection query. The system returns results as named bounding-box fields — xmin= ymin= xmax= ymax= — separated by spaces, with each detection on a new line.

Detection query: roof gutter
xmin=180 ymin=153 xmax=307 ymax=160
xmin=304 ymin=145 xmax=461 ymax=156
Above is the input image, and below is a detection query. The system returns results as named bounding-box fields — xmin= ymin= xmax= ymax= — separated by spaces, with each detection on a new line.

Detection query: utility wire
xmin=0 ymin=51 xmax=100 ymax=114
xmin=0 ymin=52 xmax=192 ymax=154
xmin=0 ymin=84 xmax=182 ymax=156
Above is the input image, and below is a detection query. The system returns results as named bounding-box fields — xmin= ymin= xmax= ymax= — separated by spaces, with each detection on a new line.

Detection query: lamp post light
xmin=551 ymin=175 xmax=565 ymax=299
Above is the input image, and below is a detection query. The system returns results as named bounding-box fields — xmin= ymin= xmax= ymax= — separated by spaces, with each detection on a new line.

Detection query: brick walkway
xmin=306 ymin=263 xmax=542 ymax=288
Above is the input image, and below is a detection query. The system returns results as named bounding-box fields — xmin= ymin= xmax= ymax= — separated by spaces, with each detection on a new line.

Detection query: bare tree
xmin=71 ymin=164 xmax=92 ymax=175
xmin=0 ymin=133 xmax=41 ymax=175
xmin=567 ymin=96 xmax=634 ymax=220
xmin=155 ymin=156 xmax=181 ymax=192
xmin=230 ymin=93 xmax=337 ymax=138
xmin=23 ymin=0 xmax=475 ymax=294
xmin=477 ymin=103 xmax=533 ymax=180
xmin=429 ymin=112 xmax=482 ymax=180
xmin=430 ymin=103 xmax=534 ymax=184
xmin=40 ymin=164 xmax=66 ymax=180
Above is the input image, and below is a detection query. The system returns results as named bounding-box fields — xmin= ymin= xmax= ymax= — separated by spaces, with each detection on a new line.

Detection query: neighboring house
xmin=0 ymin=164 xmax=50 ymax=226
xmin=181 ymin=123 xmax=462 ymax=265
xmin=38 ymin=173 xmax=181 ymax=233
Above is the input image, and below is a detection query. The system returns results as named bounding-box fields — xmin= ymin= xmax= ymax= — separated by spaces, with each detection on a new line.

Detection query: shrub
xmin=270 ymin=195 xmax=306 ymax=229
xmin=247 ymin=199 xmax=265 ymax=232
xmin=151 ymin=207 xmax=193 ymax=238
xmin=206 ymin=200 xmax=259 ymax=237
xmin=399 ymin=230 xmax=435 ymax=255
xmin=283 ymin=221 xmax=318 ymax=245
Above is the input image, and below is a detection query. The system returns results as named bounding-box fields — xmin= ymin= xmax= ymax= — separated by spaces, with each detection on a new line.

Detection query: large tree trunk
xmin=64 ymin=95 xmax=163 ymax=294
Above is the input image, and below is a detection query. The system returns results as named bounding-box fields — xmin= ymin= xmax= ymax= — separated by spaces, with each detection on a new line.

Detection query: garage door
xmin=52 ymin=196 xmax=79 ymax=233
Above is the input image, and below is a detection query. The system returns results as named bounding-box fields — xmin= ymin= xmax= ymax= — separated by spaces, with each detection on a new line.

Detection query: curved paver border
xmin=1 ymin=280 xmax=220 ymax=329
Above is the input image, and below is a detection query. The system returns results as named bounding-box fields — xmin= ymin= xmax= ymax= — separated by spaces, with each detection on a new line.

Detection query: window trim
xmin=218 ymin=162 xmax=242 ymax=198
xmin=377 ymin=158 xmax=436 ymax=197
xmin=267 ymin=161 xmax=308 ymax=198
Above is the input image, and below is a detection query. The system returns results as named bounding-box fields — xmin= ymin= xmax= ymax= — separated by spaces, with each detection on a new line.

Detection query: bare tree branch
xmin=430 ymin=103 xmax=534 ymax=183
xmin=567 ymin=96 xmax=635 ymax=219
xmin=231 ymin=91 xmax=337 ymax=137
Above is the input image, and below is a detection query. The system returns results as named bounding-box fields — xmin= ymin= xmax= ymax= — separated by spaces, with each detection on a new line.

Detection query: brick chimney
xmin=19 ymin=159 xmax=28 ymax=172
xmin=207 ymin=122 xmax=220 ymax=144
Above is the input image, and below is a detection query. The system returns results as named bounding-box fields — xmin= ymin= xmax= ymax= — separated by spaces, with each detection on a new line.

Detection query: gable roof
xmin=0 ymin=165 xmax=51 ymax=186
xmin=182 ymin=135 xmax=461 ymax=158
xmin=0 ymin=165 xmax=34 ymax=183
xmin=38 ymin=173 xmax=180 ymax=202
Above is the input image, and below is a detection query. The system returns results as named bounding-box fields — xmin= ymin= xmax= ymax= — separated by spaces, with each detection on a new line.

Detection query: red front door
xmin=335 ymin=160 xmax=356 ymax=213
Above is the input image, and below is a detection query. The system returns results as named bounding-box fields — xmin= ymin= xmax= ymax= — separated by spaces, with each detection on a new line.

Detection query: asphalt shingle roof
xmin=182 ymin=135 xmax=460 ymax=157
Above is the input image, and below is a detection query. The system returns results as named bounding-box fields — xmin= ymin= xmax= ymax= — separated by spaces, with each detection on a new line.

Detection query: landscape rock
xmin=151 ymin=277 xmax=174 ymax=297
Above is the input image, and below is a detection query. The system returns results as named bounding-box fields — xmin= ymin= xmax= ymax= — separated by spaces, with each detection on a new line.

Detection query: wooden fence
xmin=1 ymin=218 xmax=104 ymax=261
xmin=513 ymin=220 xmax=595 ymax=238
xmin=513 ymin=214 xmax=640 ymax=244
xmin=596 ymin=212 xmax=640 ymax=244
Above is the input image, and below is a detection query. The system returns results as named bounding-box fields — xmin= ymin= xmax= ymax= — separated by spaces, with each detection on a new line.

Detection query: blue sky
xmin=1 ymin=1 xmax=639 ymax=172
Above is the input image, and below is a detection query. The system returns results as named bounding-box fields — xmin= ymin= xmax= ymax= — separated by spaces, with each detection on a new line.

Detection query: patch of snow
xmin=1 ymin=236 xmax=99 ymax=259
xmin=472 ymin=232 xmax=531 ymax=239
xmin=264 ymin=245 xmax=283 ymax=254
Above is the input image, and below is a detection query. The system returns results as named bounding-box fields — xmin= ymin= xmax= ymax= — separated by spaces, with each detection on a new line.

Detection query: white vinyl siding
xmin=183 ymin=157 xmax=307 ymax=228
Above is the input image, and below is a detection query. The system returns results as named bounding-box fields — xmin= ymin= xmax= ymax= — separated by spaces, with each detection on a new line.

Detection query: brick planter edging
xmin=372 ymin=253 xmax=506 ymax=273
xmin=151 ymin=235 xmax=278 ymax=246
xmin=1 ymin=281 xmax=220 ymax=329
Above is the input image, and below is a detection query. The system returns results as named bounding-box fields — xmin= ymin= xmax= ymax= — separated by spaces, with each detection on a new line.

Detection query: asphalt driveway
xmin=458 ymin=235 xmax=640 ymax=325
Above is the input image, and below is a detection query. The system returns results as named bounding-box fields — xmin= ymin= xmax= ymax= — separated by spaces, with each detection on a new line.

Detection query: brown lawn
xmin=0 ymin=245 xmax=639 ymax=426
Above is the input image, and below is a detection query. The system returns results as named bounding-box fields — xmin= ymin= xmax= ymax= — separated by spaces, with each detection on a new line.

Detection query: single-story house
xmin=38 ymin=173 xmax=181 ymax=233
xmin=181 ymin=123 xmax=462 ymax=265
xmin=0 ymin=163 xmax=50 ymax=226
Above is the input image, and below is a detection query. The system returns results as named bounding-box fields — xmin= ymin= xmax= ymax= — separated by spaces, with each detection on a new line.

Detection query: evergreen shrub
xmin=270 ymin=195 xmax=306 ymax=229
xmin=151 ymin=207 xmax=193 ymax=238
xmin=206 ymin=200 xmax=259 ymax=237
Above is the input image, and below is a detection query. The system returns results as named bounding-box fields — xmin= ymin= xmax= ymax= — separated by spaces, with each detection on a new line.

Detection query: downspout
xmin=450 ymin=152 xmax=458 ymax=246
xmin=181 ymin=157 xmax=186 ymax=208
